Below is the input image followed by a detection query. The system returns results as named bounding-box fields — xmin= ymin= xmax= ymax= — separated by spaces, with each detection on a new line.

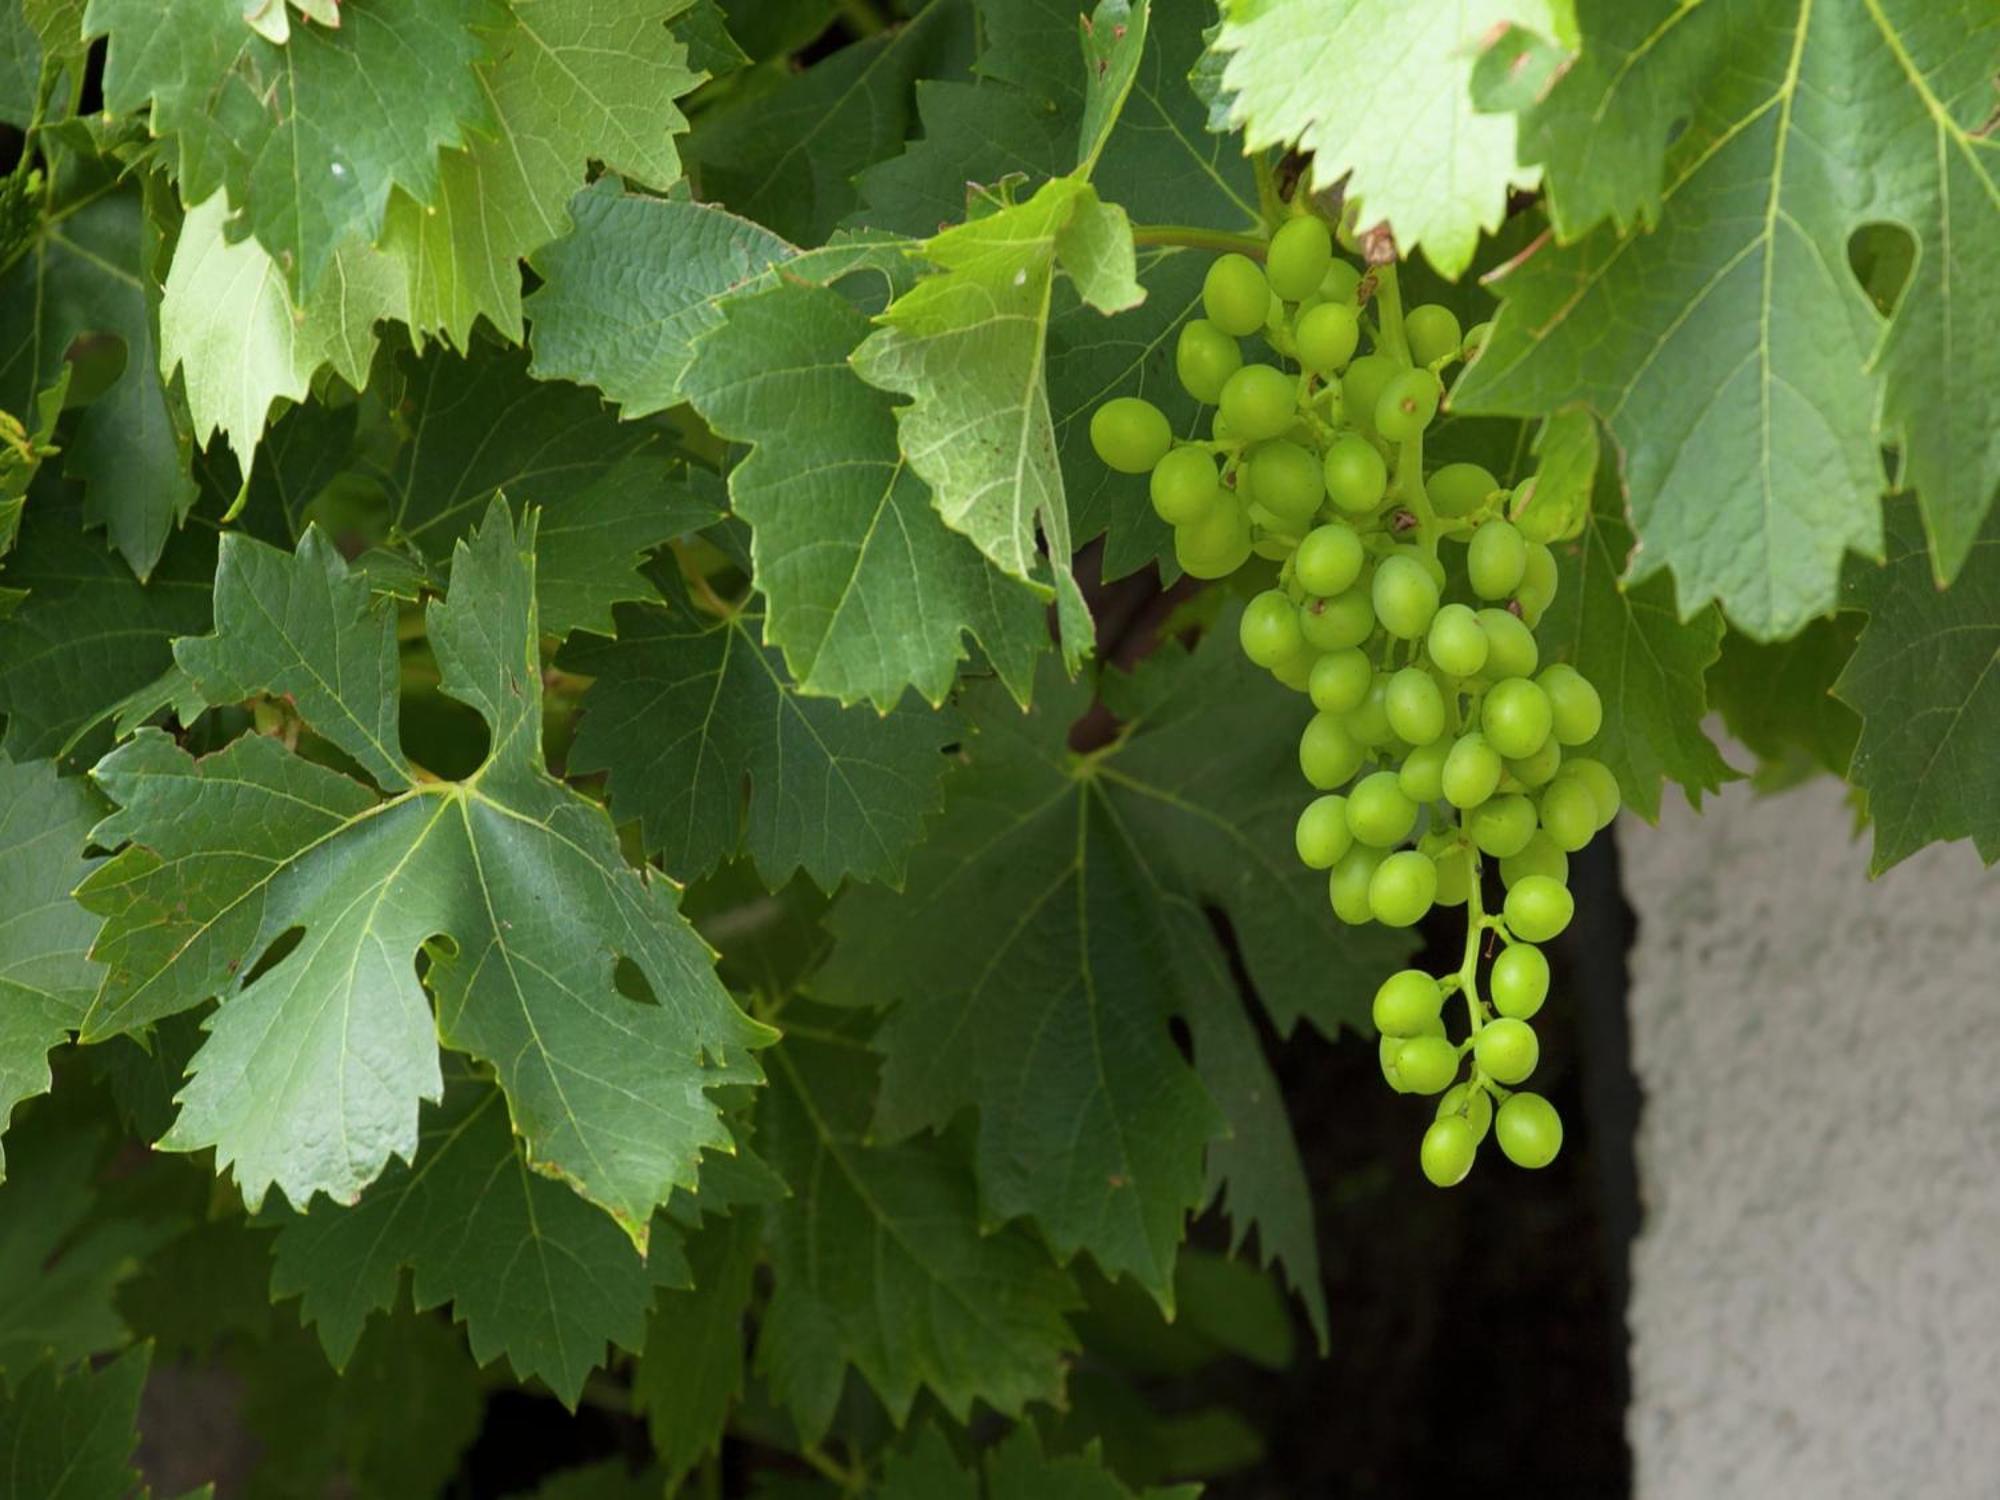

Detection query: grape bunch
xmin=1088 ymin=215 xmax=1621 ymax=1189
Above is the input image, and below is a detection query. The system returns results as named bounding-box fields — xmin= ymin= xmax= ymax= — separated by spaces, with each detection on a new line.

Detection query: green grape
xmin=1380 ymin=1035 xmax=1409 ymax=1092
xmin=1559 ymin=757 xmax=1622 ymax=828
xmin=1238 ymin=590 xmax=1303 ymax=668
xmin=1481 ymin=678 xmax=1553 ymax=760
xmin=1372 ymin=555 xmax=1440 ymax=640
xmin=1424 ymin=603 xmax=1487 ymax=678
xmin=1295 ymin=301 xmax=1360 ymax=373
xmin=1399 ymin=738 xmax=1450 ymax=803
xmin=1269 ymin=641 xmax=1317 ymax=691
xmin=1420 ymin=1116 xmax=1478 ymax=1187
xmin=1442 ymin=732 xmax=1503 ymax=809
xmin=1369 ymin=850 xmax=1437 ymax=928
xmin=1504 ymin=875 xmax=1574 ymax=943
xmin=1090 ymin=397 xmax=1172 ymax=473
xmin=1345 ymin=673 xmax=1394 ymax=746
xmin=1175 ymin=502 xmax=1252 ymax=579
xmin=1176 ymin=318 xmax=1242 ymax=404
xmin=1322 ymin=435 xmax=1388 ymax=514
xmin=1505 ymin=736 xmax=1563 ymax=788
xmin=1300 ymin=712 xmax=1366 ymax=790
xmin=1247 ymin=440 xmax=1324 ymax=524
xmin=1374 ymin=367 xmax=1441 ymax=442
xmin=1330 ymin=845 xmax=1385 ymax=924
xmin=1252 ymin=532 xmax=1298 ymax=563
xmin=1461 ymin=320 xmax=1494 ymax=361
xmin=1500 ymin=832 xmax=1568 ymax=889
xmin=1218 ymin=364 xmax=1296 ymax=442
xmin=1429 ymin=462 xmax=1497 ymax=519
xmin=1468 ymin=793 xmax=1537 ymax=858
xmin=1263 ymin=291 xmax=1294 ymax=356
xmin=1299 ymin=587 xmax=1376 ymax=650
xmin=1537 ymin=775 xmax=1599 ymax=853
xmin=1267 ymin=215 xmax=1334 ymax=300
xmin=1436 ymin=1081 xmax=1494 ymax=1141
xmin=1295 ymin=794 xmax=1353 ymax=869
xmin=1495 ymin=1092 xmax=1563 ymax=1169
xmin=1295 ymin=523 xmax=1365 ymax=596
xmin=1537 ymin=664 xmax=1603 ymax=746
xmin=1433 ymin=842 xmax=1474 ymax=907
xmin=1202 ymin=252 xmax=1270 ymax=337
xmin=1385 ymin=667 xmax=1447 ymax=745
xmin=1340 ymin=354 xmax=1398 ymax=436
xmin=1347 ymin=770 xmax=1417 ymax=847
xmin=1395 ymin=1034 xmax=1460 ymax=1096
xmin=1148 ymin=446 xmax=1222 ymax=526
xmin=1467 ymin=520 xmax=1528 ymax=599
xmin=1373 ymin=969 xmax=1444 ymax=1038
xmin=1405 ymin=303 xmax=1464 ymax=368
xmin=1474 ymin=1017 xmax=1539 ymax=1085
xmin=1523 ymin=540 xmax=1559 ymax=605
xmin=1319 ymin=259 xmax=1362 ymax=305
xmin=1490 ymin=943 xmax=1550 ymax=1020
xmin=1211 ymin=408 xmax=1235 ymax=443
xmin=1308 ymin=647 xmax=1373 ymax=714
xmin=1476 ymin=608 xmax=1540 ymax=680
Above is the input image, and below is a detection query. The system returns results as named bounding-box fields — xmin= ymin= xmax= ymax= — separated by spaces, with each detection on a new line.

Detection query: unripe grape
xmin=1432 ymin=842 xmax=1474 ymax=907
xmin=1504 ymin=874 xmax=1574 ymax=943
xmin=1330 ymin=845 xmax=1385 ymax=924
xmin=1308 ymin=648 xmax=1373 ymax=714
xmin=1373 ymin=969 xmax=1444 ymax=1038
xmin=1537 ymin=774 xmax=1599 ymax=853
xmin=1295 ymin=523 xmax=1365 ymax=596
xmin=1442 ymin=732 xmax=1503 ymax=809
xmin=1481 ymin=678 xmax=1554 ymax=760
xmin=1537 ymin=663 xmax=1604 ymax=746
xmin=1345 ymin=673 xmax=1395 ymax=747
xmin=1246 ymin=440 xmax=1324 ymax=525
xmin=1238 ymin=590 xmax=1303 ymax=668
xmin=1373 ymin=555 xmax=1440 ymax=639
xmin=1319 ymin=259 xmax=1362 ymax=305
xmin=1468 ymin=793 xmax=1537 ymax=858
xmin=1380 ymin=1035 xmax=1410 ymax=1092
xmin=1340 ymin=354 xmax=1398 ymax=437
xmin=1175 ymin=318 xmax=1242 ymax=404
xmin=1266 ymin=215 xmax=1334 ymax=300
xmin=1427 ymin=602 xmax=1489 ymax=677
xmin=1490 ymin=943 xmax=1550 ymax=1020
xmin=1396 ymin=1034 xmax=1460 ymax=1096
xmin=1369 ymin=850 xmax=1437 ymax=928
xmin=1322 ymin=435 xmax=1388 ymax=514
xmin=1496 ymin=1091 xmax=1563 ymax=1169
xmin=1405 ymin=303 xmax=1463 ymax=369
xmin=1300 ymin=712 xmax=1365 ymax=789
xmin=1269 ymin=640 xmax=1316 ymax=692
xmin=1385 ymin=667 xmax=1447 ymax=745
xmin=1474 ymin=1017 xmax=1539 ymax=1085
xmin=1148 ymin=446 xmax=1221 ymax=526
xmin=1294 ymin=794 xmax=1353 ymax=869
xmin=1461 ymin=320 xmax=1494 ymax=361
xmin=1500 ymin=832 xmax=1568 ymax=889
xmin=1374 ymin=367 xmax=1441 ymax=442
xmin=1429 ymin=462 xmax=1497 ymax=519
xmin=1468 ymin=520 xmax=1528 ymax=599
xmin=1295 ymin=301 xmax=1360 ymax=373
xmin=1299 ymin=587 xmax=1376 ymax=650
xmin=1560 ymin=757 xmax=1622 ymax=828
xmin=1174 ymin=502 xmax=1251 ymax=579
xmin=1218 ymin=364 xmax=1296 ymax=442
xmin=1505 ymin=736 xmax=1563 ymax=788
xmin=1523 ymin=540 xmax=1559 ymax=605
xmin=1421 ymin=1115 xmax=1478 ymax=1187
xmin=1347 ymin=770 xmax=1416 ymax=847
xmin=1436 ymin=1081 xmax=1494 ymax=1141
xmin=1202 ymin=253 xmax=1270 ymax=336
xmin=1398 ymin=738 xmax=1450 ymax=802
xmin=1476 ymin=608 xmax=1540 ymax=679
xmin=1090 ymin=397 xmax=1172 ymax=473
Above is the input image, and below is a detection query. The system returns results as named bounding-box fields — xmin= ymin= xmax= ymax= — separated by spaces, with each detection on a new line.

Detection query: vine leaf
xmin=1213 ymin=0 xmax=1569 ymax=278
xmin=754 ymin=1010 xmax=1081 ymax=1445
xmin=76 ymin=500 xmax=771 ymax=1241
xmin=1708 ymin=615 xmax=1862 ymax=788
xmin=0 ymin=1345 xmax=152 ymax=1498
xmin=633 ymin=1208 xmax=762 ymax=1487
xmin=880 ymin=1422 xmax=1200 ymax=1500
xmin=1835 ymin=503 xmax=2000 ymax=873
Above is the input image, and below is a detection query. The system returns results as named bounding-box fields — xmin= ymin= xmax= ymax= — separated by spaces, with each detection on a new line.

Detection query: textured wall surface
xmin=1623 ymin=775 xmax=2000 ymax=1499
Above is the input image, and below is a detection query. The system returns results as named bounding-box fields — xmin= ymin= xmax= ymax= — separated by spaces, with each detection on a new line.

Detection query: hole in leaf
xmin=239 ymin=926 xmax=305 ymax=988
xmin=1847 ymin=221 xmax=1916 ymax=317
xmin=613 ymin=956 xmax=660 ymax=1008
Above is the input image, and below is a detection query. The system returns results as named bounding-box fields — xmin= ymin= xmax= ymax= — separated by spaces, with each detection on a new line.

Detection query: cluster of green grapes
xmin=1088 ymin=215 xmax=1622 ymax=1189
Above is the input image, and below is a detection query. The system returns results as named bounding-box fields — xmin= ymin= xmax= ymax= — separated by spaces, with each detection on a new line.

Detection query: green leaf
xmin=268 ymin=1076 xmax=678 ymax=1406
xmin=1537 ymin=467 xmax=1734 ymax=820
xmin=1835 ymin=502 xmax=2000 ymax=872
xmin=754 ymin=1009 xmax=1080 ymax=1443
xmin=0 ymin=758 xmax=102 ymax=1172
xmin=677 ymin=278 xmax=1047 ymax=710
xmin=77 ymin=501 xmax=771 ymax=1240
xmin=985 ymin=1425 xmax=1199 ymax=1500
xmin=88 ymin=0 xmax=505 ymax=293
xmin=1508 ymin=408 xmax=1597 ymax=545
xmin=633 ymin=1208 xmax=761 ymax=1486
xmin=0 ymin=180 xmax=198 ymax=577
xmin=115 ymin=1213 xmax=278 ymax=1357
xmin=1214 ymin=0 xmax=1566 ymax=277
xmin=879 ymin=1427 xmax=978 ymax=1500
xmin=673 ymin=0 xmax=748 ymax=79
xmin=1708 ymin=615 xmax=1861 ymax=788
xmin=561 ymin=583 xmax=961 ymax=890
xmin=0 ymin=1345 xmax=151 ymax=1498
xmin=853 ymin=176 xmax=1144 ymax=664
xmin=685 ymin=0 xmax=973 ymax=245
xmin=1076 ymin=1 xmax=1147 ymax=175
xmin=529 ymin=1461 xmax=667 ymax=1500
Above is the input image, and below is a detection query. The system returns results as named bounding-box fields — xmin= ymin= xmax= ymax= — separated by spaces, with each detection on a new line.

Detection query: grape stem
xmin=1130 ymin=224 xmax=1272 ymax=259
